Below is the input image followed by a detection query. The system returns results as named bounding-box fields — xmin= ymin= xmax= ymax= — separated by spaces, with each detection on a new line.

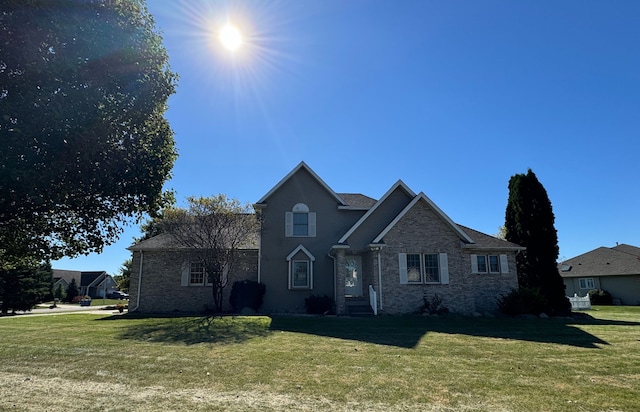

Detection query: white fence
xmin=568 ymin=293 xmax=591 ymax=310
xmin=369 ymin=285 xmax=378 ymax=315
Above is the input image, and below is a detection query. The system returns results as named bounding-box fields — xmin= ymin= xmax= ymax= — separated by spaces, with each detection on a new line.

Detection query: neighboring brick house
xmin=129 ymin=161 xmax=523 ymax=315
xmin=560 ymin=244 xmax=640 ymax=305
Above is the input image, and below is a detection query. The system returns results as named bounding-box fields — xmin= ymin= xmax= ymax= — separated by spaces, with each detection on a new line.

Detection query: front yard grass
xmin=0 ymin=306 xmax=639 ymax=411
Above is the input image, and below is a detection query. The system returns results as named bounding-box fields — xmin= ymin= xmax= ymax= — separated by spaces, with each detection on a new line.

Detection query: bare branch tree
xmin=160 ymin=195 xmax=259 ymax=313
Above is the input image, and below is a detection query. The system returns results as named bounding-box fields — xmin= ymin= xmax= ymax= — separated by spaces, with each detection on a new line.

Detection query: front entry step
xmin=345 ymin=298 xmax=374 ymax=317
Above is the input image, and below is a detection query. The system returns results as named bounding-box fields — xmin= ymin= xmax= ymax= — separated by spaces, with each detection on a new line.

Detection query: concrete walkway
xmin=0 ymin=303 xmax=127 ymax=318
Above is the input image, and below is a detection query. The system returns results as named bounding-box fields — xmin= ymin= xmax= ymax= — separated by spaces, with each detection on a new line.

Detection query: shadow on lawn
xmin=101 ymin=312 xmax=640 ymax=349
xmin=269 ymin=314 xmax=640 ymax=349
xmin=98 ymin=314 xmax=271 ymax=345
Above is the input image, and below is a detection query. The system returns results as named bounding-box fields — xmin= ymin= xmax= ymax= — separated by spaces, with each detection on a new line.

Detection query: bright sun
xmin=219 ymin=23 xmax=243 ymax=51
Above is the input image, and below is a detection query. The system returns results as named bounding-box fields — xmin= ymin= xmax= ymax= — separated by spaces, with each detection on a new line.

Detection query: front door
xmin=344 ymin=256 xmax=363 ymax=297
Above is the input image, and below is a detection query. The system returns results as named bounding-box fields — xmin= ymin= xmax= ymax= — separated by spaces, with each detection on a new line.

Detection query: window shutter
xmin=399 ymin=253 xmax=408 ymax=284
xmin=500 ymin=254 xmax=509 ymax=274
xmin=285 ymin=212 xmax=293 ymax=237
xmin=308 ymin=212 xmax=316 ymax=237
xmin=470 ymin=254 xmax=478 ymax=274
xmin=181 ymin=261 xmax=189 ymax=286
xmin=439 ymin=253 xmax=449 ymax=284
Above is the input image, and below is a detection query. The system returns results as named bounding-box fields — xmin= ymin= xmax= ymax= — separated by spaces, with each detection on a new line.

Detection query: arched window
xmin=285 ymin=203 xmax=316 ymax=237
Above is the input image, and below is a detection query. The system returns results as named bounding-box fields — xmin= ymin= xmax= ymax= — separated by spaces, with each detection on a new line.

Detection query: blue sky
xmin=53 ymin=0 xmax=640 ymax=276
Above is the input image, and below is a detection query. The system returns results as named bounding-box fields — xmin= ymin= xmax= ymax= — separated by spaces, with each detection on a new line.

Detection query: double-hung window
xmin=579 ymin=278 xmax=595 ymax=290
xmin=189 ymin=261 xmax=205 ymax=285
xmin=471 ymin=254 xmax=509 ymax=274
xmin=293 ymin=212 xmax=308 ymax=236
xmin=488 ymin=255 xmax=500 ymax=273
xmin=406 ymin=254 xmax=422 ymax=283
xmin=285 ymin=203 xmax=316 ymax=237
xmin=424 ymin=254 xmax=440 ymax=283
xmin=399 ymin=253 xmax=449 ymax=284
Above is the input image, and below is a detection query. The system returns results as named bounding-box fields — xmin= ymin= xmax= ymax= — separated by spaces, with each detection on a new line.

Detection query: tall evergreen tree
xmin=65 ymin=278 xmax=80 ymax=303
xmin=505 ymin=169 xmax=570 ymax=315
xmin=0 ymin=262 xmax=53 ymax=314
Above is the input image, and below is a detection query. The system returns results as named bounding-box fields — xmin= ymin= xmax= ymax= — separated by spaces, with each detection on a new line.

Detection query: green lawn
xmin=1 ymin=307 xmax=639 ymax=411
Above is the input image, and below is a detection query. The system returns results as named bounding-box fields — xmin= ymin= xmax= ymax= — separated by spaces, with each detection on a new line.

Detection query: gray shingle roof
xmin=129 ymin=232 xmax=260 ymax=251
xmin=559 ymin=244 xmax=640 ymax=278
xmin=457 ymin=225 xmax=525 ymax=250
xmin=337 ymin=193 xmax=377 ymax=209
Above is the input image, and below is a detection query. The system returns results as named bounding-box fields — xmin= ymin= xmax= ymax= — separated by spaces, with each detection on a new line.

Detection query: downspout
xmin=131 ymin=250 xmax=144 ymax=312
xmin=377 ymin=250 xmax=383 ymax=311
xmin=327 ymin=251 xmax=337 ymax=306
xmin=257 ymin=237 xmax=262 ymax=284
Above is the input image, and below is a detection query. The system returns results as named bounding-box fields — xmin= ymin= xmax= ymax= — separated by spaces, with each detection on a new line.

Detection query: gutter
xmin=377 ymin=249 xmax=383 ymax=311
xmin=131 ymin=250 xmax=144 ymax=312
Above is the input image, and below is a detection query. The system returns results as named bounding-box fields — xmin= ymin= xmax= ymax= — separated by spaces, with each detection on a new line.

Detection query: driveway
xmin=1 ymin=303 xmax=126 ymax=318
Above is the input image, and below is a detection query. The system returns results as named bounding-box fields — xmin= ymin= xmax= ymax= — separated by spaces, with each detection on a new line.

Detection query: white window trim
xmin=579 ymin=278 xmax=595 ymax=290
xmin=180 ymin=260 xmax=228 ymax=287
xmin=290 ymin=260 xmax=311 ymax=289
xmin=471 ymin=254 xmax=509 ymax=274
xmin=286 ymin=245 xmax=315 ymax=290
xmin=488 ymin=255 xmax=500 ymax=274
xmin=285 ymin=203 xmax=316 ymax=238
xmin=399 ymin=253 xmax=449 ymax=285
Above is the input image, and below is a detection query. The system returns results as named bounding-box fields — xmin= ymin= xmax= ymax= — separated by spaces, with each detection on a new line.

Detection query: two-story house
xmin=128 ymin=162 xmax=523 ymax=315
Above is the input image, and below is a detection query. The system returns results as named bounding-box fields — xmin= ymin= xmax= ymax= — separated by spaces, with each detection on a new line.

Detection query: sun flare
xmin=219 ymin=23 xmax=243 ymax=51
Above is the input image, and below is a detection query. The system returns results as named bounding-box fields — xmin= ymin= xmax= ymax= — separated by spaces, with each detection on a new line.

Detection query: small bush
xmin=229 ymin=280 xmax=266 ymax=313
xmin=498 ymin=287 xmax=549 ymax=316
xmin=305 ymin=294 xmax=335 ymax=315
xmin=421 ymin=293 xmax=449 ymax=315
xmin=588 ymin=289 xmax=613 ymax=305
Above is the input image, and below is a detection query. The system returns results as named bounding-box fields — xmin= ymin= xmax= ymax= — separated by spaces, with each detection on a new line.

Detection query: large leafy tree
xmin=158 ymin=195 xmax=260 ymax=313
xmin=0 ymin=0 xmax=178 ymax=265
xmin=505 ymin=169 xmax=570 ymax=315
xmin=0 ymin=262 xmax=53 ymax=314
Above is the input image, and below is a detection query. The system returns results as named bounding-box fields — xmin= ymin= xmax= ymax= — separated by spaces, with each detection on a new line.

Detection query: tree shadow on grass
xmin=97 ymin=314 xmax=271 ymax=345
xmin=269 ymin=314 xmax=640 ymax=349
xmin=98 ymin=312 xmax=640 ymax=349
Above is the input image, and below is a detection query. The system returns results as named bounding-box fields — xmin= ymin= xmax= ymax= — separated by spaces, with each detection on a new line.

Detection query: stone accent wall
xmin=334 ymin=249 xmax=346 ymax=314
xmin=129 ymin=250 xmax=258 ymax=313
xmin=377 ymin=201 xmax=518 ymax=315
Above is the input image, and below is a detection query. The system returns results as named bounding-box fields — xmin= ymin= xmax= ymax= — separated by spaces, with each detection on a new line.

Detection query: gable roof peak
xmin=255 ymin=161 xmax=347 ymax=206
xmin=337 ymin=179 xmax=416 ymax=244
xmin=372 ymin=191 xmax=474 ymax=244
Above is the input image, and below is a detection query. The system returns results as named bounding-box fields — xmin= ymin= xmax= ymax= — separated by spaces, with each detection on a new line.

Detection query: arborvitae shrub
xmin=498 ymin=287 xmax=549 ymax=316
xmin=304 ymin=294 xmax=335 ymax=315
xmin=588 ymin=289 xmax=613 ymax=305
xmin=229 ymin=280 xmax=266 ymax=313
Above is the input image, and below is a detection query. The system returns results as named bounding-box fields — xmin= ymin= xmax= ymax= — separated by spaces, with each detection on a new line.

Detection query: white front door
xmin=344 ymin=256 xmax=363 ymax=297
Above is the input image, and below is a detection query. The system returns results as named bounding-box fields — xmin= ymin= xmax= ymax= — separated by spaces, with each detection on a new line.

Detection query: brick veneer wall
xmin=129 ymin=249 xmax=258 ymax=313
xmin=376 ymin=201 xmax=518 ymax=315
